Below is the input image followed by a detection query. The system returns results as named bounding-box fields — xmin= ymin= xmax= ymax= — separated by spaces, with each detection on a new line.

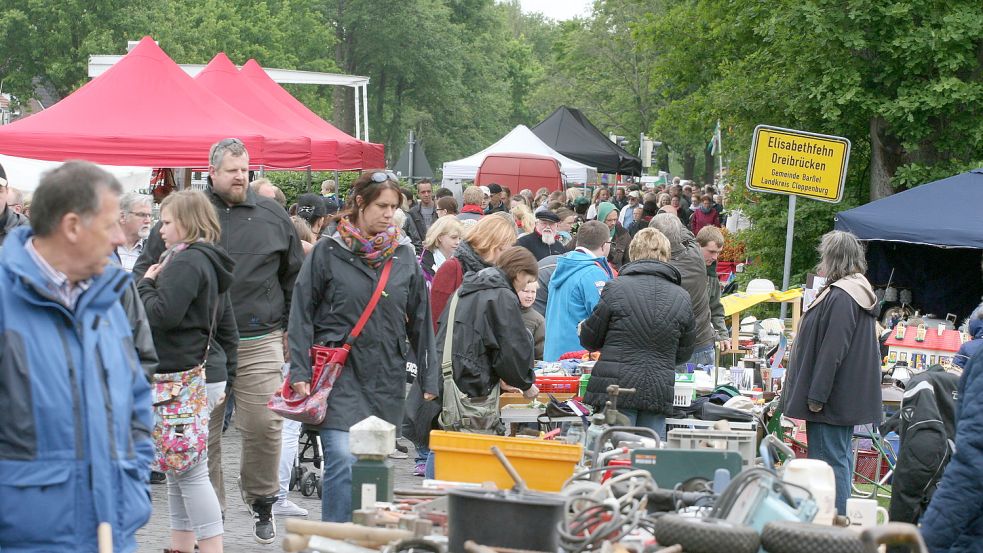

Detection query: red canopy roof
xmin=196 ymin=53 xmax=343 ymax=169
xmin=239 ymin=59 xmax=385 ymax=170
xmin=0 ymin=37 xmax=311 ymax=168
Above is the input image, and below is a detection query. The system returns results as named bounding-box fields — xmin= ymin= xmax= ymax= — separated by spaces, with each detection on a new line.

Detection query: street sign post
xmin=746 ymin=125 xmax=851 ymax=319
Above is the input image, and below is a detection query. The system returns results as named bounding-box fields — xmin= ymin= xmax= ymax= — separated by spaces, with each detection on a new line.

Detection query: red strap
xmin=349 ymin=258 xmax=394 ymax=340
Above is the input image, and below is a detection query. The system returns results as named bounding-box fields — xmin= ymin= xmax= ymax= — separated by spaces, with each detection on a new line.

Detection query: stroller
xmin=288 ymin=424 xmax=323 ymax=499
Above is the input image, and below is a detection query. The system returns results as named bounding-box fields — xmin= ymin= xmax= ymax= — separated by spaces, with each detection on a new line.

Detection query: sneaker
xmin=251 ymin=497 xmax=277 ymax=544
xmin=413 ymin=463 xmax=426 ymax=477
xmin=150 ymin=471 xmax=166 ymax=484
xmin=388 ymin=449 xmax=409 ymax=459
xmin=272 ymin=498 xmax=308 ymax=517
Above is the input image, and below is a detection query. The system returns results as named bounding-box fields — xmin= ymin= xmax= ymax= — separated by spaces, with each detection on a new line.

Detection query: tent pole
xmin=354 ymin=85 xmax=362 ymax=141
xmin=408 ymin=130 xmax=415 ymax=185
xmin=363 ymin=84 xmax=370 ymax=142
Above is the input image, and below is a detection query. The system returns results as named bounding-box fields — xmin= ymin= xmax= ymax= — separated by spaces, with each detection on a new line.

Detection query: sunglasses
xmin=216 ymin=137 xmax=244 ymax=147
xmin=370 ymin=171 xmax=399 ymax=183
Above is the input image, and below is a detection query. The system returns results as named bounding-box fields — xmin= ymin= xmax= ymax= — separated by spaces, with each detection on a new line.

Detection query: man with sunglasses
xmin=0 ymin=164 xmax=30 ymax=249
xmin=134 ymin=138 xmax=304 ymax=544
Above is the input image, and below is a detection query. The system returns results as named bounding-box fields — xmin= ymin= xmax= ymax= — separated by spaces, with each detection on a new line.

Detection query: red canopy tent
xmin=0 ymin=36 xmax=311 ymax=168
xmin=196 ymin=53 xmax=342 ymax=169
xmin=239 ymin=59 xmax=385 ymax=170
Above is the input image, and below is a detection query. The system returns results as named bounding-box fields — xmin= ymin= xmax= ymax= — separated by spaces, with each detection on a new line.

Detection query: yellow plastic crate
xmin=429 ymin=430 xmax=583 ymax=492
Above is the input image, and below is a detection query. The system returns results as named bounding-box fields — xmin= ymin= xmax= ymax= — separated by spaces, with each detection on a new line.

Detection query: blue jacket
xmin=954 ymin=316 xmax=983 ymax=369
xmin=920 ymin=347 xmax=983 ymax=552
xmin=544 ymin=250 xmax=613 ymax=361
xmin=0 ymin=227 xmax=153 ymax=553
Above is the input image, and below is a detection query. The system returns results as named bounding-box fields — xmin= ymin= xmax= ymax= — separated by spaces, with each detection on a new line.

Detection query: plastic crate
xmin=429 ymin=430 xmax=582 ymax=492
xmin=666 ymin=428 xmax=758 ymax=467
xmin=853 ymin=449 xmax=891 ymax=484
xmin=673 ymin=382 xmax=696 ymax=407
xmin=665 ymin=418 xmax=757 ymax=433
xmin=535 ymin=376 xmax=579 ymax=394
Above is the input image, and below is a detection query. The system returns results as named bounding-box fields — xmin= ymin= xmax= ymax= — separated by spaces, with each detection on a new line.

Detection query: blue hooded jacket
xmin=544 ymin=250 xmax=614 ymax=361
xmin=954 ymin=315 xmax=983 ymax=369
xmin=0 ymin=226 xmax=153 ymax=552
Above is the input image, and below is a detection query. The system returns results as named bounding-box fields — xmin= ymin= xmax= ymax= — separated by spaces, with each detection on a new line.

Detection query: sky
xmin=516 ymin=0 xmax=592 ymax=21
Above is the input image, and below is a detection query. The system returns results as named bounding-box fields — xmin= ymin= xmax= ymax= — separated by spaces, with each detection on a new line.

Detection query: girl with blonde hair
xmin=420 ymin=216 xmax=464 ymax=285
xmin=510 ymin=203 xmax=536 ymax=236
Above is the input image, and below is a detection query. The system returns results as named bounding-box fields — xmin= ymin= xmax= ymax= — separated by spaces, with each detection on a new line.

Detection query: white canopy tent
xmin=0 ymin=154 xmax=152 ymax=194
xmin=442 ymin=125 xmax=598 ymax=184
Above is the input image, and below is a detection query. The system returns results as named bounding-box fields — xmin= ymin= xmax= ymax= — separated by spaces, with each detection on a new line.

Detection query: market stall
xmin=531 ymin=106 xmax=642 ymax=176
xmin=834 ymin=168 xmax=983 ymax=323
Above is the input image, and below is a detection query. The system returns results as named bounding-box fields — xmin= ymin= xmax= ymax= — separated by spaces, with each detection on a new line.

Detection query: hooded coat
xmin=0 ymin=205 xmax=29 ymax=248
xmin=0 ymin=227 xmax=153 ymax=552
xmin=920 ymin=352 xmax=983 ymax=552
xmin=581 ymin=260 xmax=696 ymax=413
xmin=954 ymin=314 xmax=982 ymax=369
xmin=403 ymin=267 xmax=534 ymax=447
xmin=783 ymin=275 xmax=883 ymax=425
xmin=137 ymin=242 xmax=238 ymax=383
xmin=544 ymin=250 xmax=614 ymax=361
xmin=288 ymin=235 xmax=437 ymax=431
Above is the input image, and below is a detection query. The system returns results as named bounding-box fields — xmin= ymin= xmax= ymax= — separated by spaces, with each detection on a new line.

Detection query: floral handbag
xmin=151 ymin=301 xmax=218 ymax=473
xmin=151 ymin=366 xmax=209 ymax=473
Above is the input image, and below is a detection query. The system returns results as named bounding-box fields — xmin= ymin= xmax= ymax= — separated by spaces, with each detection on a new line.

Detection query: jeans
xmin=414 ymin=443 xmax=430 ymax=465
xmin=806 ymin=421 xmax=854 ymax=515
xmin=620 ymin=408 xmax=667 ymax=442
xmin=319 ymin=428 xmax=357 ymax=522
xmin=207 ymin=331 xmax=285 ymax=510
xmin=425 ymin=450 xmax=436 ymax=480
xmin=685 ymin=343 xmax=716 ymax=368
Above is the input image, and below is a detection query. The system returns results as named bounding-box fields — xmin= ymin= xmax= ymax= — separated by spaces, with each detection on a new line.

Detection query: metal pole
xmin=353 ymin=85 xmax=361 ymax=141
xmin=716 ymin=120 xmax=723 ymax=185
xmin=362 ymin=84 xmax=370 ymax=142
xmin=779 ymin=194 xmax=797 ymax=321
xmin=408 ymin=130 xmax=415 ymax=185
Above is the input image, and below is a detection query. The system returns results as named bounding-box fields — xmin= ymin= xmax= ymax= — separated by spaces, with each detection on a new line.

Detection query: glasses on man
xmin=129 ymin=211 xmax=153 ymax=219
xmin=370 ymin=171 xmax=399 ymax=183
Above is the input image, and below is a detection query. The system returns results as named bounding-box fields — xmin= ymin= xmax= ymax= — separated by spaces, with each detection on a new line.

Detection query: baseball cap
xmin=479 ymin=185 xmax=491 ymax=197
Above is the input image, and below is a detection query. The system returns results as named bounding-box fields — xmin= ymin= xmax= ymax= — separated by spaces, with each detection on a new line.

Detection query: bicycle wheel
xmin=760 ymin=520 xmax=865 ymax=553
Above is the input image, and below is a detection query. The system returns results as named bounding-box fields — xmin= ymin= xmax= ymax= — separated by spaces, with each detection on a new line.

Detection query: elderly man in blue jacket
xmin=0 ymin=161 xmax=153 ymax=552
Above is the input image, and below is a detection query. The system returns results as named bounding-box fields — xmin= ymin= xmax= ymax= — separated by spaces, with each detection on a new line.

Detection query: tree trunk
xmin=682 ymin=152 xmax=696 ymax=180
xmin=868 ymin=116 xmax=906 ymax=201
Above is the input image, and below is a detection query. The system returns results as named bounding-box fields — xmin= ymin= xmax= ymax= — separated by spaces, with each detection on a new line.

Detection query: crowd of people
xmin=2 ymin=148 xmax=982 ymax=553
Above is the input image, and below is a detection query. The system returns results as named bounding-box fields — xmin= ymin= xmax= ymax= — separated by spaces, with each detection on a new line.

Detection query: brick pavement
xmin=136 ymin=427 xmax=421 ymax=552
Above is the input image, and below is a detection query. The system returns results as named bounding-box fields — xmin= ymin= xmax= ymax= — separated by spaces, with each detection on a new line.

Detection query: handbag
xmin=151 ymin=301 xmax=218 ymax=474
xmin=437 ymin=292 xmax=502 ymax=434
xmin=268 ymin=258 xmax=394 ymax=424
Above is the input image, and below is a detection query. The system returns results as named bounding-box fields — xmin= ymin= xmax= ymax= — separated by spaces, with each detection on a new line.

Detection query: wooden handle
xmin=284 ymin=520 xmax=414 ymax=545
xmin=490 ymin=446 xmax=527 ymax=491
xmin=97 ymin=522 xmax=113 ymax=553
xmin=282 ymin=533 xmax=310 ymax=552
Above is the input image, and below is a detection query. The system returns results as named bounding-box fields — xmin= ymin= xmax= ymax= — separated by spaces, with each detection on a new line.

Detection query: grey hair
xmin=208 ymin=137 xmax=248 ymax=168
xmin=119 ymin=192 xmax=152 ymax=214
xmin=649 ymin=212 xmax=685 ymax=247
xmin=817 ymin=230 xmax=867 ymax=282
xmin=31 ymin=161 xmax=123 ymax=237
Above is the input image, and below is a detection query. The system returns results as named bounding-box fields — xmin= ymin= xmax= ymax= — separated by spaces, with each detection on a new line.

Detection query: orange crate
xmin=854 ymin=450 xmax=891 ymax=483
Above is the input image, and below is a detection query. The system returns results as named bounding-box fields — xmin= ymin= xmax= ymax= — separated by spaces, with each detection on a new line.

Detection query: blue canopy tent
xmin=834 ymin=168 xmax=983 ymax=322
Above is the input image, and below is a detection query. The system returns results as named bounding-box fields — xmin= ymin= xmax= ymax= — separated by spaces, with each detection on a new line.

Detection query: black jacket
xmin=517 ymin=232 xmax=567 ymax=261
xmin=134 ymin=186 xmax=303 ymax=338
xmin=407 ymin=203 xmax=435 ymax=252
xmin=288 ymin=236 xmax=436 ymax=431
xmin=0 ymin=206 xmax=29 ymax=247
xmin=138 ymin=242 xmax=239 ymax=383
xmin=581 ymin=260 xmax=696 ymax=414
xmin=404 ymin=267 xmax=534 ymax=447
xmin=888 ymin=367 xmax=958 ymax=526
xmin=783 ymin=280 xmax=882 ymax=425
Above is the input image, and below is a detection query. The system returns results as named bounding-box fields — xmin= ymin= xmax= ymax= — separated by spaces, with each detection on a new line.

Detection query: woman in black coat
xmin=288 ymin=171 xmax=437 ymax=523
xmin=782 ymin=230 xmax=881 ymax=516
xmin=580 ymin=228 xmax=696 ymax=439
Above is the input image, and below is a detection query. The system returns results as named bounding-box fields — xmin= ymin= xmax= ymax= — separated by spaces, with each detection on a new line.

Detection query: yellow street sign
xmin=746 ymin=125 xmax=851 ymax=203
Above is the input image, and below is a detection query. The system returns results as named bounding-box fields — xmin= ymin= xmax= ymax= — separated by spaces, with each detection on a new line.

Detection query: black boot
xmin=251 ymin=496 xmax=277 ymax=544
xmin=150 ymin=470 xmax=166 ymax=484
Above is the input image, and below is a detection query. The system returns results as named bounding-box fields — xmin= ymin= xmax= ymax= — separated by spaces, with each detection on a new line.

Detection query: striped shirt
xmin=24 ymin=238 xmax=92 ymax=310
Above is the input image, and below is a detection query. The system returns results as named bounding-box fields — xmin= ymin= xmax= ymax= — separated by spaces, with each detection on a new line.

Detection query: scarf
xmin=337 ymin=216 xmax=399 ymax=269
xmin=596 ymin=201 xmax=618 ymax=238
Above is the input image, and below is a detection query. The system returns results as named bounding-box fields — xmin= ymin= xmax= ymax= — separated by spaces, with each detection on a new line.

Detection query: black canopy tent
xmin=394 ymin=140 xmax=434 ymax=181
xmin=532 ymin=106 xmax=642 ymax=176
xmin=834 ymin=168 xmax=983 ymax=322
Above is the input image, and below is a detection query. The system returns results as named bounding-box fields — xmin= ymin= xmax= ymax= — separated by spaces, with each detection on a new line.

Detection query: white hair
xmin=816 ymin=230 xmax=867 ymax=282
xmin=649 ymin=212 xmax=686 ymax=247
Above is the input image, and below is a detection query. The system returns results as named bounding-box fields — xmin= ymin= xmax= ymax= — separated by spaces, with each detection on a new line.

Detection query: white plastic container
xmin=783 ymin=458 xmax=837 ymax=525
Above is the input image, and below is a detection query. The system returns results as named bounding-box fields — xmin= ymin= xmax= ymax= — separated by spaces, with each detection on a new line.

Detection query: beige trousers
xmin=208 ymin=330 xmax=285 ymax=509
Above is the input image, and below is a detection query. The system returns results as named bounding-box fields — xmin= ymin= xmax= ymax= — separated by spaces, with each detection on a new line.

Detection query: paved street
xmin=137 ymin=427 xmax=421 ymax=552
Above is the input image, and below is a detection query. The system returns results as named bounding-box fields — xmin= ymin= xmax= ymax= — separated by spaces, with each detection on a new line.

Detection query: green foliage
xmin=265 ymin=170 xmax=359 ymax=207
